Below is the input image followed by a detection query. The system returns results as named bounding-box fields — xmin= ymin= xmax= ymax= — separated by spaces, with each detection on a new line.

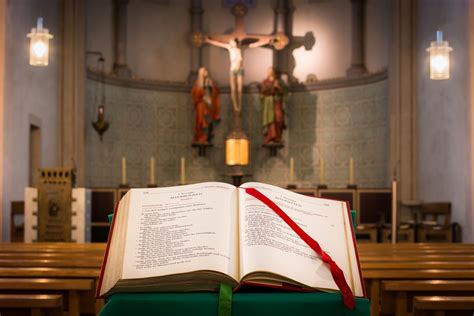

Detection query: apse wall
xmin=84 ymin=78 xmax=389 ymax=188
xmin=85 ymin=0 xmax=389 ymax=84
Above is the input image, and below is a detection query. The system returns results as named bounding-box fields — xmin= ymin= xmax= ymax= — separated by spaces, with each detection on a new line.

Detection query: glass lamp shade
xmin=225 ymin=138 xmax=249 ymax=166
xmin=426 ymin=31 xmax=452 ymax=80
xmin=27 ymin=17 xmax=53 ymax=66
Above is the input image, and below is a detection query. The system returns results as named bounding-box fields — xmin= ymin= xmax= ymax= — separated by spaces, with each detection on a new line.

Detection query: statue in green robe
xmin=259 ymin=67 xmax=288 ymax=144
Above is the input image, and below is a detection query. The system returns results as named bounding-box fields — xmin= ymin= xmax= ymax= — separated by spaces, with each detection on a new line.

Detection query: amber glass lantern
xmin=27 ymin=17 xmax=53 ymax=66
xmin=225 ymin=136 xmax=249 ymax=166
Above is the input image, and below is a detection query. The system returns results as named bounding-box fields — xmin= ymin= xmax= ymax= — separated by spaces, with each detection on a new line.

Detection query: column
xmin=0 ymin=0 xmax=5 ymax=240
xmin=189 ymin=0 xmax=203 ymax=83
xmin=113 ymin=0 xmax=131 ymax=78
xmin=469 ymin=0 xmax=474 ymax=242
xmin=389 ymin=0 xmax=417 ymax=202
xmin=59 ymin=0 xmax=86 ymax=186
xmin=346 ymin=0 xmax=367 ymax=77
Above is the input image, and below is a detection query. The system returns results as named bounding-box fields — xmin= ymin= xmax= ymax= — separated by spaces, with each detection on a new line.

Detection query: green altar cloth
xmin=100 ymin=210 xmax=368 ymax=316
xmin=99 ymin=292 xmax=369 ymax=316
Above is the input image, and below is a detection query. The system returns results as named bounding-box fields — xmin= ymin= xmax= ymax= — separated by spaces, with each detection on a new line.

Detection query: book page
xmin=239 ymin=182 xmax=363 ymax=296
xmin=122 ymin=182 xmax=239 ymax=282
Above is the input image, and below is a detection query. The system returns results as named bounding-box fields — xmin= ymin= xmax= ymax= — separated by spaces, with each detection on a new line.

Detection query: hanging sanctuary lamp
xmin=92 ymin=56 xmax=109 ymax=140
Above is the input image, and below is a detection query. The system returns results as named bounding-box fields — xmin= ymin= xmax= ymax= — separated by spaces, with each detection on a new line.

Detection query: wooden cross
xmin=193 ymin=3 xmax=288 ymax=118
xmin=193 ymin=4 xmax=288 ymax=51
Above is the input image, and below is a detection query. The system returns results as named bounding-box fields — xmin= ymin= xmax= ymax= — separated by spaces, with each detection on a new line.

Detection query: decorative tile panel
xmin=85 ymin=79 xmax=389 ymax=189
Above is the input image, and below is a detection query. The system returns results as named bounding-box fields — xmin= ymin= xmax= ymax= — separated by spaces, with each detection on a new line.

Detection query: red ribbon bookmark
xmin=244 ymin=187 xmax=355 ymax=309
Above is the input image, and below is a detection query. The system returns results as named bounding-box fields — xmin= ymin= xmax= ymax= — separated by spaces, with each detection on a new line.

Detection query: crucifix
xmin=194 ymin=3 xmax=288 ymax=122
xmin=193 ymin=3 xmax=288 ymax=184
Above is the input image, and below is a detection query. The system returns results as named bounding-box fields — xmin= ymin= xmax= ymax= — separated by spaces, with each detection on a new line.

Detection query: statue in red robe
xmin=192 ymin=67 xmax=220 ymax=144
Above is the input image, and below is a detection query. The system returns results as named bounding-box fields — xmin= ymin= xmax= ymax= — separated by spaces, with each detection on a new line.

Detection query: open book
xmin=98 ymin=182 xmax=365 ymax=298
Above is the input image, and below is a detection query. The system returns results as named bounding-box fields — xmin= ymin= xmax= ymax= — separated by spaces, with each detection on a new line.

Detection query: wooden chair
xmin=317 ymin=189 xmax=356 ymax=210
xmin=91 ymin=188 xmax=117 ymax=242
xmin=10 ymin=201 xmax=24 ymax=242
xmin=353 ymin=189 xmax=393 ymax=243
xmin=356 ymin=224 xmax=378 ymax=243
xmin=417 ymin=203 xmax=452 ymax=243
xmin=381 ymin=224 xmax=415 ymax=243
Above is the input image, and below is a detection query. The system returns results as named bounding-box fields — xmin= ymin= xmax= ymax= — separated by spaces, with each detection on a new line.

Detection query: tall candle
xmin=391 ymin=179 xmax=398 ymax=244
xmin=150 ymin=157 xmax=155 ymax=185
xmin=121 ymin=157 xmax=127 ymax=185
xmin=319 ymin=158 xmax=325 ymax=184
xmin=289 ymin=157 xmax=294 ymax=183
xmin=349 ymin=157 xmax=354 ymax=185
xmin=180 ymin=157 xmax=186 ymax=185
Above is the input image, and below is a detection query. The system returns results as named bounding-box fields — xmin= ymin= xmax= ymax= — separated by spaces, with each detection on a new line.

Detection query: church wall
xmin=85 ymin=79 xmax=389 ymax=189
xmin=416 ymin=0 xmax=473 ymax=242
xmin=2 ymin=0 xmax=61 ymax=240
xmin=85 ymin=0 xmax=389 ymax=84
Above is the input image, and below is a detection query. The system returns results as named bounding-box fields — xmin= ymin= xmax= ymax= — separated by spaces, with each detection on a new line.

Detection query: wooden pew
xmin=360 ymin=243 xmax=474 ymax=316
xmin=0 ymin=242 xmax=105 ymax=248
xmin=0 ymin=252 xmax=104 ymax=259
xmin=0 ymin=243 xmax=103 ymax=314
xmin=362 ymin=262 xmax=474 ymax=270
xmin=361 ymin=254 xmax=474 ymax=262
xmin=0 ymin=243 xmax=105 ymax=253
xmin=0 ymin=278 xmax=94 ymax=316
xmin=413 ymin=296 xmax=474 ymax=316
xmin=1 ymin=241 xmax=473 ymax=316
xmin=0 ymin=294 xmax=62 ymax=316
xmin=0 ymin=258 xmax=102 ymax=268
xmin=0 ymin=267 xmax=100 ymax=278
xmin=382 ymin=280 xmax=474 ymax=316
xmin=365 ymin=269 xmax=474 ymax=315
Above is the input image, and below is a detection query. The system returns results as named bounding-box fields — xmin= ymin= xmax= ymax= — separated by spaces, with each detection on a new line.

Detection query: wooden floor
xmin=0 ymin=242 xmax=473 ymax=315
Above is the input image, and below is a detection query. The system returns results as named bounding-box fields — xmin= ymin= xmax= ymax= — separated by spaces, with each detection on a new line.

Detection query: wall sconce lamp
xmin=427 ymin=30 xmax=453 ymax=80
xmin=27 ymin=17 xmax=53 ymax=66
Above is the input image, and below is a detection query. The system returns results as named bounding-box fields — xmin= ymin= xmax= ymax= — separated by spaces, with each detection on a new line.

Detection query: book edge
xmin=95 ymin=200 xmax=121 ymax=298
xmin=345 ymin=201 xmax=367 ymax=297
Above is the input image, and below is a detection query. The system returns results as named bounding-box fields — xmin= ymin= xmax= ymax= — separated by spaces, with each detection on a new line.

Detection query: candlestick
xmin=349 ymin=157 xmax=354 ymax=185
xmin=150 ymin=157 xmax=155 ymax=185
xmin=391 ymin=179 xmax=398 ymax=244
xmin=121 ymin=157 xmax=127 ymax=185
xmin=319 ymin=158 xmax=325 ymax=184
xmin=180 ymin=157 xmax=186 ymax=185
xmin=289 ymin=157 xmax=294 ymax=183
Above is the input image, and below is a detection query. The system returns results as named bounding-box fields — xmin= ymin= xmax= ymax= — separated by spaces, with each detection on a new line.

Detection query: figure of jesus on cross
xmin=195 ymin=3 xmax=288 ymax=116
xmin=205 ymin=37 xmax=273 ymax=113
